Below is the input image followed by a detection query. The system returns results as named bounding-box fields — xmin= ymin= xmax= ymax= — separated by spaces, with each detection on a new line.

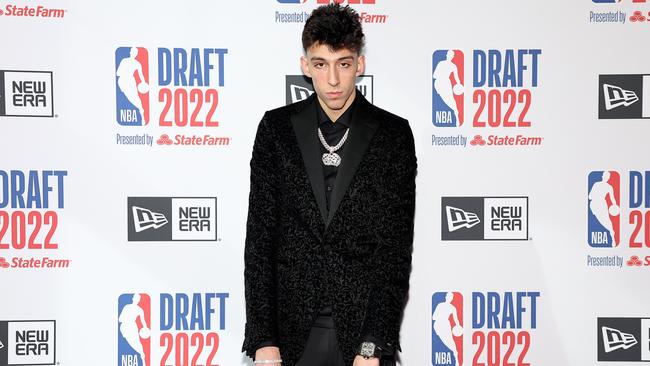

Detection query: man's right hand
xmin=254 ymin=346 xmax=282 ymax=366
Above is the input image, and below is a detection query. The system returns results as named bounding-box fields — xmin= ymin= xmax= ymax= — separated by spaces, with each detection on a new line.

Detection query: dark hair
xmin=302 ymin=4 xmax=365 ymax=53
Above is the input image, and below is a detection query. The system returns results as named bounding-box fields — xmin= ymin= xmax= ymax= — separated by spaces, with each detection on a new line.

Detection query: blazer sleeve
xmin=361 ymin=120 xmax=417 ymax=354
xmin=241 ymin=113 xmax=280 ymax=357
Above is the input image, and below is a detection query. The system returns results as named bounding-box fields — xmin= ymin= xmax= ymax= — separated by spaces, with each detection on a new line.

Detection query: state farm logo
xmin=156 ymin=134 xmax=173 ymax=145
xmin=0 ymin=4 xmax=65 ymax=18
xmin=630 ymin=10 xmax=650 ymax=21
xmin=625 ymin=255 xmax=650 ymax=267
xmin=469 ymin=135 xmax=486 ymax=146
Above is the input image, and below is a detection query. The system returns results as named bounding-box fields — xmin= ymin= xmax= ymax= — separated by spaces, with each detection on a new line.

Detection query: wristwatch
xmin=358 ymin=341 xmax=382 ymax=359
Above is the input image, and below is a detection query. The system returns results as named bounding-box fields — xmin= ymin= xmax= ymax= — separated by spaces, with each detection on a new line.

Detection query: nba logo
xmin=432 ymin=50 xmax=464 ymax=127
xmin=588 ymin=171 xmax=621 ymax=247
xmin=115 ymin=47 xmax=150 ymax=126
xmin=432 ymin=292 xmax=464 ymax=366
xmin=118 ymin=293 xmax=151 ymax=366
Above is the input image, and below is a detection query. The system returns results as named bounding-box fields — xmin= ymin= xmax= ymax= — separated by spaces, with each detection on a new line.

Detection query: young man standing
xmin=242 ymin=4 xmax=416 ymax=366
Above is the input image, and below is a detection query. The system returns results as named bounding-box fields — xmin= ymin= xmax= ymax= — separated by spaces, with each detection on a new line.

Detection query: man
xmin=242 ymin=4 xmax=416 ymax=366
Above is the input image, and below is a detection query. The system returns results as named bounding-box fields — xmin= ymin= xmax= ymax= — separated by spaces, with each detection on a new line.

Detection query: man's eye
xmin=314 ymin=63 xmax=325 ymax=68
xmin=339 ymin=63 xmax=350 ymax=68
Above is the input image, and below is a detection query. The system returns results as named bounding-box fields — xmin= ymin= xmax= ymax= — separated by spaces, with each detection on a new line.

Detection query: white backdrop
xmin=1 ymin=1 xmax=649 ymax=366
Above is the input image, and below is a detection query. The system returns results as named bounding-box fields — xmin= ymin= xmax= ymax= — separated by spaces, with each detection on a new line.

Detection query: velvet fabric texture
xmin=242 ymin=93 xmax=416 ymax=366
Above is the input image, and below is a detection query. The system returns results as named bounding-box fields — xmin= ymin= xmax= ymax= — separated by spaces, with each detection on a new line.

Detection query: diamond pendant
xmin=322 ymin=152 xmax=341 ymax=166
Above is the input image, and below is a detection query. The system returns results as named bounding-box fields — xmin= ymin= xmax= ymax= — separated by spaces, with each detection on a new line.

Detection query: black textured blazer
xmin=242 ymin=93 xmax=416 ymax=366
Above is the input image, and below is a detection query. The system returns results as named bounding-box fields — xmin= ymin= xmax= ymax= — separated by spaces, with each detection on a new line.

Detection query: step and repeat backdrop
xmin=1 ymin=0 xmax=649 ymax=365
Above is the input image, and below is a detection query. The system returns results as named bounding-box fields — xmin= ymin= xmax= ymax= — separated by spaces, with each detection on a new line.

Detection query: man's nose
xmin=327 ymin=66 xmax=340 ymax=86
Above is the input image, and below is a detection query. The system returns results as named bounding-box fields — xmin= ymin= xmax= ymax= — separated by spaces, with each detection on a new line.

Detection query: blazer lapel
xmin=326 ymin=93 xmax=380 ymax=227
xmin=290 ymin=95 xmax=329 ymax=224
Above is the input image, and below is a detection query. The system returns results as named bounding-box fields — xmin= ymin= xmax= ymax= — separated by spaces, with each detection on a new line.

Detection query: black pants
xmin=295 ymin=307 xmax=346 ymax=366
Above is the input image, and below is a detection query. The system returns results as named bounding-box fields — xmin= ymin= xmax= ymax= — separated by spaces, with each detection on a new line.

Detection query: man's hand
xmin=254 ymin=346 xmax=282 ymax=366
xmin=353 ymin=355 xmax=380 ymax=366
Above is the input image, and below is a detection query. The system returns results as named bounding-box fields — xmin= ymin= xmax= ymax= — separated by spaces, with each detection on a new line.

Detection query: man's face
xmin=301 ymin=43 xmax=365 ymax=119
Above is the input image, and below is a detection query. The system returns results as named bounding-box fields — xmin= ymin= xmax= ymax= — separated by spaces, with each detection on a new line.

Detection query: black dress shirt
xmin=316 ymin=94 xmax=358 ymax=211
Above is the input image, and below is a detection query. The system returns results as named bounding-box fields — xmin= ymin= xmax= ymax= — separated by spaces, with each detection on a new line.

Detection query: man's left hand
xmin=353 ymin=355 xmax=380 ymax=366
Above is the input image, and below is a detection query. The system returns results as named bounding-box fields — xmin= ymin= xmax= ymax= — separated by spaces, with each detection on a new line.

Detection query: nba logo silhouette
xmin=432 ymin=292 xmax=464 ymax=366
xmin=588 ymin=171 xmax=621 ymax=247
xmin=118 ymin=293 xmax=151 ymax=366
xmin=432 ymin=50 xmax=464 ymax=127
xmin=115 ymin=47 xmax=150 ymax=126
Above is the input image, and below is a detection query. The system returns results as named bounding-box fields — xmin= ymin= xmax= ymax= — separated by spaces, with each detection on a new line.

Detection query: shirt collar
xmin=316 ymin=91 xmax=358 ymax=127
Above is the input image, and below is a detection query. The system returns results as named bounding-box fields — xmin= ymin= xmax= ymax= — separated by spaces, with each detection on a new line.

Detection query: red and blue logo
xmin=432 ymin=291 xmax=539 ymax=366
xmin=432 ymin=50 xmax=465 ymax=127
xmin=113 ymin=46 xmax=231 ymax=148
xmin=115 ymin=47 xmax=150 ymax=126
xmin=117 ymin=293 xmax=151 ymax=366
xmin=587 ymin=170 xmax=650 ymax=252
xmin=432 ymin=292 xmax=464 ymax=366
xmin=588 ymin=171 xmax=621 ymax=247
xmin=117 ymin=292 xmax=229 ymax=366
xmin=431 ymin=49 xmax=543 ymax=148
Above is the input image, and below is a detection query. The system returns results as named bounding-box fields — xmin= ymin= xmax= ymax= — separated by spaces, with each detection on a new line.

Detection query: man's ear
xmin=356 ymin=55 xmax=366 ymax=77
xmin=300 ymin=56 xmax=312 ymax=78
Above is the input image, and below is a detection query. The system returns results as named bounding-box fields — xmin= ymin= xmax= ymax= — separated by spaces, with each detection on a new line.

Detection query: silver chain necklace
xmin=317 ymin=127 xmax=349 ymax=167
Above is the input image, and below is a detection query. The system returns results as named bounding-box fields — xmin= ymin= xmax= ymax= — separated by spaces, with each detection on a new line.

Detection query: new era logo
xmin=0 ymin=320 xmax=56 ymax=365
xmin=446 ymin=206 xmax=480 ymax=232
xmin=598 ymin=74 xmax=650 ymax=119
xmin=602 ymin=326 xmax=638 ymax=353
xmin=132 ymin=206 xmax=168 ymax=232
xmin=127 ymin=197 xmax=217 ymax=241
xmin=441 ymin=197 xmax=529 ymax=241
xmin=603 ymin=84 xmax=639 ymax=110
xmin=597 ymin=317 xmax=650 ymax=361
xmin=0 ymin=70 xmax=55 ymax=117
xmin=289 ymin=84 xmax=314 ymax=104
